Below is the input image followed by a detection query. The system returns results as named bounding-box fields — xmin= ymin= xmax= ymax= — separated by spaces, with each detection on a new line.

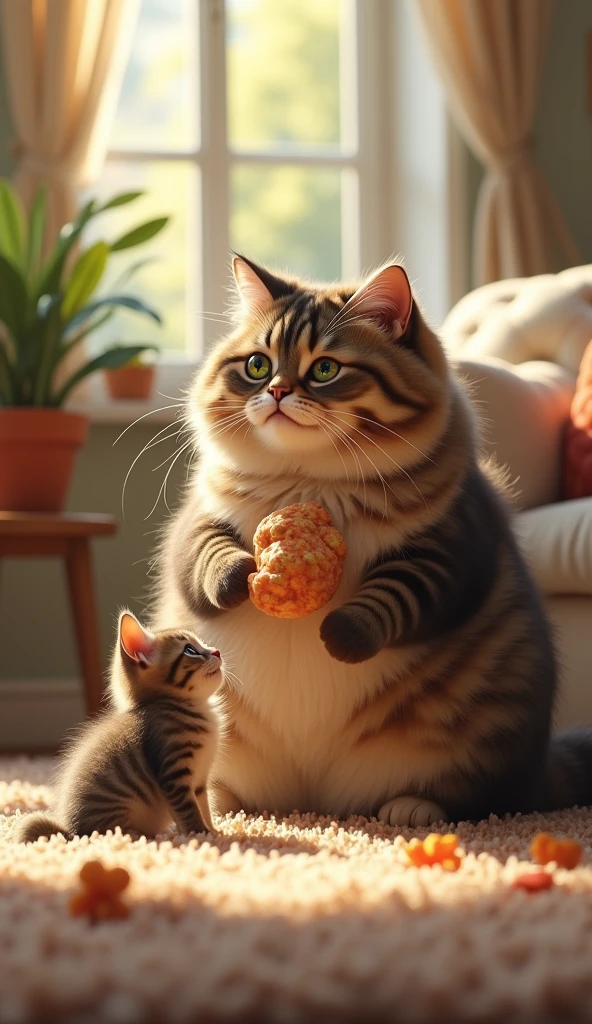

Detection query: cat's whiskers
xmin=208 ymin=411 xmax=249 ymax=442
xmin=222 ymin=667 xmax=245 ymax=690
xmin=121 ymin=421 xmax=186 ymax=518
xmin=310 ymin=416 xmax=351 ymax=484
xmin=323 ymin=417 xmax=393 ymax=519
xmin=313 ymin=412 xmax=367 ymax=512
xmin=323 ymin=419 xmax=365 ymax=506
xmin=327 ymin=411 xmax=428 ymax=511
xmin=145 ymin=440 xmax=195 ymax=520
xmin=152 ymin=433 xmax=195 ymax=474
xmin=294 ymin=403 xmax=353 ymax=486
xmin=113 ymin=404 xmax=184 ymax=445
xmin=330 ymin=409 xmax=435 ymax=465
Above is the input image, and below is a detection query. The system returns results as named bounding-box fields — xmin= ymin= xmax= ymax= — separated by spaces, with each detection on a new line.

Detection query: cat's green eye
xmin=245 ymin=353 xmax=272 ymax=381
xmin=311 ymin=358 xmax=340 ymax=383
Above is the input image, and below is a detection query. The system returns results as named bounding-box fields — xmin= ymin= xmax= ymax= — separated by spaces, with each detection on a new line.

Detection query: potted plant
xmin=105 ymin=351 xmax=157 ymax=401
xmin=0 ymin=180 xmax=168 ymax=512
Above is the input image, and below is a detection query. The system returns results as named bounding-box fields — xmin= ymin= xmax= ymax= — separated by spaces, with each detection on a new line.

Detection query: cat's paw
xmin=208 ymin=553 xmax=256 ymax=611
xmin=320 ymin=606 xmax=382 ymax=663
xmin=378 ymin=796 xmax=448 ymax=828
xmin=209 ymin=786 xmax=243 ymax=817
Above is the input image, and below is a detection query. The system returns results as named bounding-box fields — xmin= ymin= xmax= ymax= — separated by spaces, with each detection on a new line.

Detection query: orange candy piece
xmin=512 ymin=871 xmax=554 ymax=893
xmin=69 ymin=860 xmax=131 ymax=924
xmin=530 ymin=832 xmax=582 ymax=870
xmin=404 ymin=833 xmax=462 ymax=872
xmin=248 ymin=502 xmax=347 ymax=618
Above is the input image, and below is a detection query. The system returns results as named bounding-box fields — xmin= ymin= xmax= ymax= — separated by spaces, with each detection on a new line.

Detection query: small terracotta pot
xmin=105 ymin=365 xmax=156 ymax=401
xmin=0 ymin=408 xmax=88 ymax=512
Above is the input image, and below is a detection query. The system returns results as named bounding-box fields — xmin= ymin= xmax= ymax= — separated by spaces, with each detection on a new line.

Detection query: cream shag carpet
xmin=2 ymin=758 xmax=592 ymax=1024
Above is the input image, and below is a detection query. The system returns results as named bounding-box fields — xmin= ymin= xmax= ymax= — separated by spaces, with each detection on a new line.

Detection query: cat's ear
xmin=232 ymin=255 xmax=296 ymax=315
xmin=343 ymin=265 xmax=413 ymax=339
xmin=119 ymin=612 xmax=156 ymax=667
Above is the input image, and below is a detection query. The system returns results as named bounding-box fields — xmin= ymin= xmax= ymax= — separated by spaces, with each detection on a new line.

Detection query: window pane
xmin=110 ymin=0 xmax=198 ymax=152
xmin=84 ymin=161 xmax=196 ymax=356
xmin=231 ymin=165 xmax=341 ymax=280
xmin=227 ymin=0 xmax=343 ymax=151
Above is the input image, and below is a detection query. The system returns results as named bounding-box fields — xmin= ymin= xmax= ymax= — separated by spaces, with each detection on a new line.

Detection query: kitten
xmin=16 ymin=612 xmax=222 ymax=842
xmin=152 ymin=255 xmax=592 ymax=826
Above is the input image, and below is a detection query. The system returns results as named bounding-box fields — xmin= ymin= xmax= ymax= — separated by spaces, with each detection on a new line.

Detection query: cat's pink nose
xmin=211 ymin=650 xmax=221 ymax=660
xmin=269 ymin=384 xmax=291 ymax=402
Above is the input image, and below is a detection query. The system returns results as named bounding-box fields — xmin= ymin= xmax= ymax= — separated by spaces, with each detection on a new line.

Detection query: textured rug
xmin=2 ymin=758 xmax=592 ymax=1024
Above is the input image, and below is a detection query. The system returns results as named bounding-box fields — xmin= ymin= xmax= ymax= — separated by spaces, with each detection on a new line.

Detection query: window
xmin=87 ymin=0 xmax=460 ymax=395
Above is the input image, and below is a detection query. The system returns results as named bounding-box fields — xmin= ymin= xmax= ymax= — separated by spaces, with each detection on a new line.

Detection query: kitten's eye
xmin=311 ymin=358 xmax=340 ymax=383
xmin=245 ymin=353 xmax=272 ymax=381
xmin=183 ymin=644 xmax=202 ymax=658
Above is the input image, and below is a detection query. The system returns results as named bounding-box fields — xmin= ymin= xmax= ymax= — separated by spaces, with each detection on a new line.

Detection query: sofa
xmin=441 ymin=265 xmax=592 ymax=728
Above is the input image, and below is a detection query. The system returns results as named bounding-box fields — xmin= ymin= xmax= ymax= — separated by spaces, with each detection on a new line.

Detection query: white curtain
xmin=0 ymin=0 xmax=140 ymax=248
xmin=415 ymin=0 xmax=581 ymax=284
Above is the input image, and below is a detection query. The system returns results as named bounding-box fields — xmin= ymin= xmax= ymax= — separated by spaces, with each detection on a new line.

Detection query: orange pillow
xmin=564 ymin=339 xmax=592 ymax=500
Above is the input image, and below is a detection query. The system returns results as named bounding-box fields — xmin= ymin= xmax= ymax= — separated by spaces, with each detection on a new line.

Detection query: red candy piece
xmin=512 ymin=871 xmax=554 ymax=893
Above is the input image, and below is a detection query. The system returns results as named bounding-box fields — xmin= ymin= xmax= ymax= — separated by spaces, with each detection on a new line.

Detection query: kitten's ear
xmin=119 ymin=612 xmax=156 ymax=667
xmin=344 ymin=265 xmax=413 ymax=339
xmin=232 ymin=255 xmax=295 ymax=315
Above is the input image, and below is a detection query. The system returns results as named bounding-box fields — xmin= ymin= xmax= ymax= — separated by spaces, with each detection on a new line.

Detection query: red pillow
xmin=563 ymin=339 xmax=592 ymax=500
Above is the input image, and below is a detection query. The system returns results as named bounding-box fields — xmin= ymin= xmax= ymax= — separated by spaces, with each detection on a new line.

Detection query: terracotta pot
xmin=0 ymin=408 xmax=88 ymax=512
xmin=105 ymin=365 xmax=156 ymax=401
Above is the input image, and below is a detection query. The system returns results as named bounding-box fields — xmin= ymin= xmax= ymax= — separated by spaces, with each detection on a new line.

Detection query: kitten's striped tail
xmin=546 ymin=727 xmax=592 ymax=810
xmin=15 ymin=812 xmax=72 ymax=843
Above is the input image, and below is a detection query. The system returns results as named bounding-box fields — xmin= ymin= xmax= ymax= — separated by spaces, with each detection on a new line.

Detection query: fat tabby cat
xmin=16 ymin=613 xmax=221 ymax=842
xmin=151 ymin=256 xmax=592 ymax=826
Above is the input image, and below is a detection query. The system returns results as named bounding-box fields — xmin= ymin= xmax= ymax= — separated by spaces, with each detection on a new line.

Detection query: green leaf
xmin=111 ymin=256 xmax=156 ymax=292
xmin=98 ymin=191 xmax=144 ymax=212
xmin=26 ymin=188 xmax=47 ymax=278
xmin=56 ymin=309 xmax=114 ymax=369
xmin=53 ymin=344 xmax=159 ymax=406
xmin=110 ymin=217 xmax=169 ymax=252
xmin=61 ymin=241 xmax=109 ymax=321
xmin=0 ymin=179 xmax=26 ymax=269
xmin=31 ymin=293 xmax=63 ymax=405
xmin=0 ymin=253 xmax=27 ymax=339
xmin=66 ymin=294 xmax=162 ymax=331
xmin=36 ymin=198 xmax=97 ymax=298
xmin=63 ymin=307 xmax=113 ymax=343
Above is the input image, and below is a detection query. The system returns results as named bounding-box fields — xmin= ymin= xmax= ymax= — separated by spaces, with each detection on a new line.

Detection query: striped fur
xmin=16 ymin=615 xmax=222 ymax=842
xmin=153 ymin=258 xmax=592 ymax=825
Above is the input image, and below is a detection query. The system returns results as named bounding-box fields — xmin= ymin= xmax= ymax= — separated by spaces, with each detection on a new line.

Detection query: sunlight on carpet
xmin=2 ymin=757 xmax=592 ymax=1023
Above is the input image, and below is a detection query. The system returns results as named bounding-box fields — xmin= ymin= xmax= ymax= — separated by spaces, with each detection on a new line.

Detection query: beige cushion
xmin=443 ymin=265 xmax=592 ymax=374
xmin=515 ymin=498 xmax=592 ymax=596
xmin=546 ymin=596 xmax=592 ymax=728
xmin=456 ymin=356 xmax=575 ymax=509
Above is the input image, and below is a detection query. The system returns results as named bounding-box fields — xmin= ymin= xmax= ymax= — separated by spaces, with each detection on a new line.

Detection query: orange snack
xmin=512 ymin=871 xmax=554 ymax=893
xmin=530 ymin=832 xmax=582 ymax=870
xmin=404 ymin=833 xmax=462 ymax=872
xmin=69 ymin=860 xmax=130 ymax=924
xmin=248 ymin=502 xmax=347 ymax=619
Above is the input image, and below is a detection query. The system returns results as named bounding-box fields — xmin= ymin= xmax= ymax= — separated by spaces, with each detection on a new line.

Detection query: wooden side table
xmin=0 ymin=512 xmax=118 ymax=715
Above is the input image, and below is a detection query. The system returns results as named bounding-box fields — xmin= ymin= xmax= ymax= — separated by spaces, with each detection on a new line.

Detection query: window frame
xmin=82 ymin=0 xmax=467 ymax=418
